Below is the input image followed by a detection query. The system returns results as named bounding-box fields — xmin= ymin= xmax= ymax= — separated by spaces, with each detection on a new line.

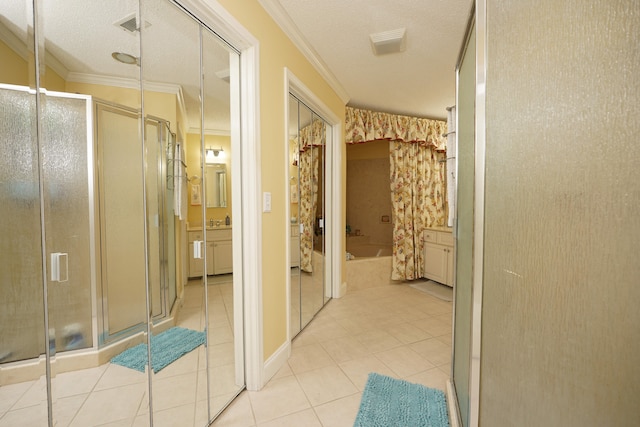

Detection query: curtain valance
xmin=345 ymin=106 xmax=447 ymax=151
xmin=298 ymin=119 xmax=326 ymax=152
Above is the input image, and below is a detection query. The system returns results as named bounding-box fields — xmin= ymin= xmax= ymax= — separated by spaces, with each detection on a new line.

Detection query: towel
xmin=173 ymin=142 xmax=188 ymax=220
xmin=446 ymin=106 xmax=456 ymax=228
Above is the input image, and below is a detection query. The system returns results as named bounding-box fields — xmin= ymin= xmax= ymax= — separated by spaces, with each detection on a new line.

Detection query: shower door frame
xmin=94 ymin=101 xmax=177 ymax=345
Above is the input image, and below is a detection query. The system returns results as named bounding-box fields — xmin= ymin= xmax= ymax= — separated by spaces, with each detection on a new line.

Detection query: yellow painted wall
xmin=0 ymin=39 xmax=65 ymax=91
xmin=185 ymin=133 xmax=232 ymax=226
xmin=217 ymin=0 xmax=346 ymax=360
xmin=0 ymin=40 xmax=28 ymax=86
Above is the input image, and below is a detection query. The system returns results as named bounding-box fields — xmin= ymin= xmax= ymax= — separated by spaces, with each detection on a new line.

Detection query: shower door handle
xmin=51 ymin=252 xmax=69 ymax=283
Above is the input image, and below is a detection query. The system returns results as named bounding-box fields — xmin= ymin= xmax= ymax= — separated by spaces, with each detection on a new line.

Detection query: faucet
xmin=209 ymin=218 xmax=213 ymax=227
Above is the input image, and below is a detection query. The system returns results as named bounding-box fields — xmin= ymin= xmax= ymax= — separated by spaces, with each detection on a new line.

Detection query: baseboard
xmin=261 ymin=340 xmax=291 ymax=389
xmin=446 ymin=379 xmax=461 ymax=427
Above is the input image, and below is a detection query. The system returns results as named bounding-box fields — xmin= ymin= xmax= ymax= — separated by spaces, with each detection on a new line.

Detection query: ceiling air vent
xmin=370 ymin=28 xmax=407 ymax=56
xmin=114 ymin=13 xmax=139 ymax=33
xmin=114 ymin=13 xmax=151 ymax=34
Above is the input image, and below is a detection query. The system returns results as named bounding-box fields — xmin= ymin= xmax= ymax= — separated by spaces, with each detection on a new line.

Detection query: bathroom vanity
xmin=422 ymin=227 xmax=454 ymax=287
xmin=188 ymin=226 xmax=233 ymax=277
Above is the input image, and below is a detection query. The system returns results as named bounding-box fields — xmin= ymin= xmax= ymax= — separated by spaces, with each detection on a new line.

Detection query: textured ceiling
xmin=1 ymin=0 xmax=233 ymax=133
xmin=267 ymin=0 xmax=472 ymax=120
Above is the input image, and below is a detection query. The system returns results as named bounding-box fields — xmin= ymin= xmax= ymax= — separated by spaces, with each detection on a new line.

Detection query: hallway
xmin=214 ymin=280 xmax=453 ymax=426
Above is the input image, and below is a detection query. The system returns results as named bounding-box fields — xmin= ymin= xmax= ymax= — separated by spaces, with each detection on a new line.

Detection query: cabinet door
xmin=189 ymin=242 xmax=204 ymax=277
xmin=423 ymin=243 xmax=448 ymax=284
xmin=213 ymin=240 xmax=233 ymax=274
xmin=206 ymin=242 xmax=215 ymax=275
xmin=446 ymin=248 xmax=455 ymax=287
xmin=290 ymin=236 xmax=300 ymax=267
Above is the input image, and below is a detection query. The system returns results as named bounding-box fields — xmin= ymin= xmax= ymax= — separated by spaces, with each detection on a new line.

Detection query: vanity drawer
xmin=423 ymin=230 xmax=437 ymax=243
xmin=437 ymin=232 xmax=454 ymax=246
xmin=188 ymin=231 xmax=203 ymax=243
xmin=207 ymin=229 xmax=232 ymax=241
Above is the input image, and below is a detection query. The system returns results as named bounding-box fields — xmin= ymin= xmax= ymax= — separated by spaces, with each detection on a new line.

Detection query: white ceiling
xmin=0 ymin=0 xmax=233 ymax=133
xmin=1 ymin=0 xmax=471 ymax=129
xmin=262 ymin=0 xmax=472 ymax=120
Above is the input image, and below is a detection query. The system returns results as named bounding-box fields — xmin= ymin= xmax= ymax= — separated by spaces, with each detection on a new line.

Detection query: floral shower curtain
xmin=390 ymin=141 xmax=446 ymax=280
xmin=345 ymin=106 xmax=447 ymax=280
xmin=298 ymin=120 xmax=325 ymax=272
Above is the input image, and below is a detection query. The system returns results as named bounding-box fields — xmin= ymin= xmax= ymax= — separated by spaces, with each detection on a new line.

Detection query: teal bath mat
xmin=110 ymin=327 xmax=206 ymax=374
xmin=354 ymin=373 xmax=449 ymax=427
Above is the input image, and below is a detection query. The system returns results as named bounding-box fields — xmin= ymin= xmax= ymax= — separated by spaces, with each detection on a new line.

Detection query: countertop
xmin=425 ymin=226 xmax=453 ymax=233
xmin=187 ymin=225 xmax=232 ymax=232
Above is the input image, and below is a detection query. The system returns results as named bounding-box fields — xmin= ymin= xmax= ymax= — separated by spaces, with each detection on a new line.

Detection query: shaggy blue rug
xmin=110 ymin=327 xmax=206 ymax=374
xmin=354 ymin=373 xmax=449 ymax=427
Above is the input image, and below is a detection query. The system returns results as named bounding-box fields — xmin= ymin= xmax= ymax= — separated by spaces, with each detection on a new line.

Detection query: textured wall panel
xmin=481 ymin=1 xmax=640 ymax=425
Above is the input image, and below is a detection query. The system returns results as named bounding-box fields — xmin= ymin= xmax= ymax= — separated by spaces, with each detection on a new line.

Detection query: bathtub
xmin=345 ymin=243 xmax=394 ymax=291
xmin=347 ymin=243 xmax=392 ymax=259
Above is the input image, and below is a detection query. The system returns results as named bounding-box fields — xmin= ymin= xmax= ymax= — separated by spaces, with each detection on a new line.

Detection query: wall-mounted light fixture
xmin=205 ymin=147 xmax=225 ymax=164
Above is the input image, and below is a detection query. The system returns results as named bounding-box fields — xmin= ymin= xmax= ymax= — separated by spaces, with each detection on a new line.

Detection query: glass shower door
xmin=452 ymin=18 xmax=476 ymax=427
xmin=0 ymin=84 xmax=48 ymax=425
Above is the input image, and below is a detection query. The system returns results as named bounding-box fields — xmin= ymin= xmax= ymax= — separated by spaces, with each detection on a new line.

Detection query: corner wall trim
xmin=261 ymin=340 xmax=291 ymax=387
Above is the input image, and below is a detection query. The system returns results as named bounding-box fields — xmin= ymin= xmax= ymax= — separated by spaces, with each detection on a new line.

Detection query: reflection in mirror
xmin=206 ymin=164 xmax=227 ymax=208
xmin=0 ymin=0 xmax=243 ymax=425
xmin=140 ymin=0 xmax=201 ymax=423
xmin=0 ymin=2 xmax=48 ymax=424
xmin=202 ymin=25 xmax=244 ymax=419
xmin=289 ymin=95 xmax=302 ymax=337
xmin=288 ymin=93 xmax=330 ymax=337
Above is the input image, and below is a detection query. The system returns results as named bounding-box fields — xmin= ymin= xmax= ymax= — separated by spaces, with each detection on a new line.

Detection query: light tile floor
xmin=0 ymin=277 xmax=452 ymax=427
xmin=0 ymin=275 xmax=240 ymax=427
xmin=213 ymin=279 xmax=453 ymax=427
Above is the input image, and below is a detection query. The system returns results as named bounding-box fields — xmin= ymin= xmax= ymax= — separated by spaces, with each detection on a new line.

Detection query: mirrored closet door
xmin=288 ymin=93 xmax=331 ymax=338
xmin=0 ymin=0 xmax=244 ymax=425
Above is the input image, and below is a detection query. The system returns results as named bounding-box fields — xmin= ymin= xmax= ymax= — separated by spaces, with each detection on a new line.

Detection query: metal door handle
xmin=51 ymin=252 xmax=68 ymax=282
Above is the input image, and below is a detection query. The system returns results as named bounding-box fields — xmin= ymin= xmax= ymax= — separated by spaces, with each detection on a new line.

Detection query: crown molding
xmin=257 ymin=0 xmax=350 ymax=104
xmin=187 ymin=127 xmax=231 ymax=136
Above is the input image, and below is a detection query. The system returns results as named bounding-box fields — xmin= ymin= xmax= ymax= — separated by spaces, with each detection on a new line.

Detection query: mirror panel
xmin=0 ymin=2 xmax=48 ymax=423
xmin=288 ymin=94 xmax=330 ymax=337
xmin=140 ymin=0 xmax=204 ymax=423
xmin=289 ymin=95 xmax=302 ymax=337
xmin=0 ymin=1 xmax=244 ymax=424
xmin=41 ymin=1 xmax=149 ymax=425
xmin=202 ymin=26 xmax=243 ymax=418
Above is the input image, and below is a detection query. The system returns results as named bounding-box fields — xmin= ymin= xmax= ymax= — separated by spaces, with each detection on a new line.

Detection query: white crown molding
xmin=187 ymin=127 xmax=231 ymax=136
xmin=67 ymin=72 xmax=182 ymax=94
xmin=257 ymin=0 xmax=350 ymax=104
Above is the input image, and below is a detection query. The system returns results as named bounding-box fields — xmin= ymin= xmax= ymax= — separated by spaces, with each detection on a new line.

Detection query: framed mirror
xmin=206 ymin=164 xmax=228 ymax=208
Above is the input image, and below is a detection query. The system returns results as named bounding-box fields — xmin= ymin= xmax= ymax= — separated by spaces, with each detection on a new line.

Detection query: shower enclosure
xmin=0 ymin=84 xmax=177 ymax=363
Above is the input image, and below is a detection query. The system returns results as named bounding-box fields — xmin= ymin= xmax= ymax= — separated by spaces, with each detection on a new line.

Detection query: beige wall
xmin=479 ymin=1 xmax=640 ymax=425
xmin=217 ymin=0 xmax=346 ymax=360
xmin=346 ymin=141 xmax=392 ymax=246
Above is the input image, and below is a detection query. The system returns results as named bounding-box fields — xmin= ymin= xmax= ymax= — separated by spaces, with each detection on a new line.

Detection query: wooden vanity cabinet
xmin=188 ymin=228 xmax=232 ymax=277
xmin=422 ymin=228 xmax=454 ymax=287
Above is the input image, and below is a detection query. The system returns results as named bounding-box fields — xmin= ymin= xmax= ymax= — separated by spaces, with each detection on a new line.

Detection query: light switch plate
xmin=263 ymin=192 xmax=271 ymax=212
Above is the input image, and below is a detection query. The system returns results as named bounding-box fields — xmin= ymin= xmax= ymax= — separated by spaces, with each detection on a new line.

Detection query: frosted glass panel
xmin=97 ymin=105 xmax=147 ymax=337
xmin=453 ymin=22 xmax=475 ymax=427
xmin=41 ymin=94 xmax=93 ymax=354
xmin=481 ymin=1 xmax=640 ymax=425
xmin=0 ymin=87 xmax=44 ymax=363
